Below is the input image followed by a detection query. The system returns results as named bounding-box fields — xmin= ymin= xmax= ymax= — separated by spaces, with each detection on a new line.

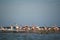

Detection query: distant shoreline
xmin=0 ymin=26 xmax=60 ymax=34
xmin=0 ymin=29 xmax=60 ymax=34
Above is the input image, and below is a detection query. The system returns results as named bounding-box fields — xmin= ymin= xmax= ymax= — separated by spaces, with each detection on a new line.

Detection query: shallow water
xmin=0 ymin=33 xmax=60 ymax=40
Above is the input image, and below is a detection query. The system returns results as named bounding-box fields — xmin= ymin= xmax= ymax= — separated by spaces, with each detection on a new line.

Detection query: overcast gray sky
xmin=0 ymin=0 xmax=60 ymax=27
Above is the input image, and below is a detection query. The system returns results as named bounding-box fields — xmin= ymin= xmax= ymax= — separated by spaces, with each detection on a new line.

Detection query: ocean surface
xmin=0 ymin=33 xmax=60 ymax=40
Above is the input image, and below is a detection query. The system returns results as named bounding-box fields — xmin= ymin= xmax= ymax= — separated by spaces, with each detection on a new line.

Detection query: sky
xmin=0 ymin=0 xmax=60 ymax=27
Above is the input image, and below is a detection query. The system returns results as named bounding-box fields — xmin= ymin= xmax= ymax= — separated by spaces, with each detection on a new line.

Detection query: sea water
xmin=0 ymin=33 xmax=60 ymax=40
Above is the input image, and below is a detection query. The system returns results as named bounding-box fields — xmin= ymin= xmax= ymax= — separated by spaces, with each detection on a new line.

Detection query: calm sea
xmin=0 ymin=33 xmax=60 ymax=40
